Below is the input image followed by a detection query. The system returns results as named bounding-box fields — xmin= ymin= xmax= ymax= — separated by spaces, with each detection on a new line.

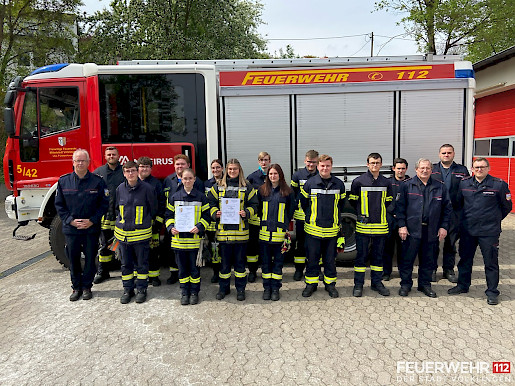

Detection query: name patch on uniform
xmin=482 ymin=191 xmax=495 ymax=196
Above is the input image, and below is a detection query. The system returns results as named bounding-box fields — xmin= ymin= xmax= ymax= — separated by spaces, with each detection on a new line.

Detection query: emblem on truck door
xmin=58 ymin=137 xmax=66 ymax=146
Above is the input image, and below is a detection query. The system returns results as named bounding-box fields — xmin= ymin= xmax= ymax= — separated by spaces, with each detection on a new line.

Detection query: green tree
xmin=0 ymin=0 xmax=82 ymax=87
xmin=79 ymin=0 xmax=267 ymax=63
xmin=375 ymin=0 xmax=515 ymax=61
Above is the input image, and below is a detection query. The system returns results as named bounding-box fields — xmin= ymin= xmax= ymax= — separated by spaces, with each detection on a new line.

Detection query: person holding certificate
xmin=257 ymin=164 xmax=295 ymax=301
xmin=204 ymin=159 xmax=224 ymax=283
xmin=165 ymin=169 xmax=211 ymax=306
xmin=207 ymin=159 xmax=259 ymax=301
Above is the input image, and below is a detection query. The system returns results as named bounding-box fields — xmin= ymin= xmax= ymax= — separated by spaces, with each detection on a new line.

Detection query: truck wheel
xmin=336 ymin=212 xmax=357 ymax=265
xmin=49 ymin=216 xmax=70 ymax=268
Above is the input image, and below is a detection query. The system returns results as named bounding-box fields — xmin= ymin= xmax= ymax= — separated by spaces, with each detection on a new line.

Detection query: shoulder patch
xmin=104 ymin=189 xmax=110 ymax=197
xmin=506 ymin=193 xmax=511 ymax=201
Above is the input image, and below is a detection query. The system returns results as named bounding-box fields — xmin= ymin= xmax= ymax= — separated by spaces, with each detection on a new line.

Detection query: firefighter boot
xmin=120 ymin=289 xmax=135 ymax=304
xmin=190 ymin=293 xmax=199 ymax=305
xmin=293 ymin=263 xmax=304 ymax=281
xmin=302 ymin=284 xmax=317 ymax=297
xmin=93 ymin=263 xmax=110 ymax=284
xmin=150 ymin=277 xmax=162 ymax=287
xmin=211 ymin=264 xmax=220 ymax=283
xmin=181 ymin=294 xmax=190 ymax=306
xmin=325 ymin=284 xmax=339 ymax=298
xmin=135 ymin=289 xmax=147 ymax=304
xmin=167 ymin=271 xmax=179 ymax=285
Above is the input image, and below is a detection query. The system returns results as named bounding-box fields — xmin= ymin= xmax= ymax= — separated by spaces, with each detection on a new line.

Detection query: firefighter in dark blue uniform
xmin=163 ymin=154 xmax=204 ymax=285
xmin=300 ymin=154 xmax=346 ymax=298
xmin=246 ymin=151 xmax=271 ymax=283
xmin=55 ymin=149 xmax=109 ymax=301
xmin=448 ymin=158 xmax=512 ymax=305
xmin=93 ymin=146 xmax=125 ymax=284
xmin=207 ymin=159 xmax=259 ymax=301
xmin=382 ymin=158 xmax=409 ymax=281
xmin=258 ymin=164 xmax=295 ymax=301
xmin=137 ymin=157 xmax=165 ymax=286
xmin=431 ymin=144 xmax=470 ymax=283
xmin=349 ymin=153 xmax=393 ymax=297
xmin=115 ymin=161 xmax=158 ymax=304
xmin=290 ymin=149 xmax=319 ymax=281
xmin=204 ymin=159 xmax=224 ymax=283
xmin=165 ymin=168 xmax=211 ymax=306
xmin=396 ymin=158 xmax=452 ymax=298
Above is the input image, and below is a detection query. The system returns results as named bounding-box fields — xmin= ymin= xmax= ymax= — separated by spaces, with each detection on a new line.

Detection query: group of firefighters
xmin=54 ymin=143 xmax=512 ymax=306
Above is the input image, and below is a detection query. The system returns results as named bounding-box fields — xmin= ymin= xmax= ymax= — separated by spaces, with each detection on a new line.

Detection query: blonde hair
xmin=258 ymin=151 xmax=270 ymax=161
xmin=220 ymin=159 xmax=247 ymax=188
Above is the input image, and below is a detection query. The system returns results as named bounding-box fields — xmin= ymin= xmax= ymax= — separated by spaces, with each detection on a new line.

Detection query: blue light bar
xmin=30 ymin=63 xmax=69 ymax=75
xmin=455 ymin=69 xmax=475 ymax=78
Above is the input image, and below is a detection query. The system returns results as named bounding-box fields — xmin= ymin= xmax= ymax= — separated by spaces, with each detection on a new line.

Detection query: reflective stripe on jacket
xmin=114 ymin=180 xmax=158 ymax=243
xmin=258 ymin=187 xmax=295 ymax=243
xmin=300 ymin=174 xmax=346 ymax=239
xmin=349 ymin=171 xmax=393 ymax=235
xmin=165 ymin=187 xmax=210 ymax=250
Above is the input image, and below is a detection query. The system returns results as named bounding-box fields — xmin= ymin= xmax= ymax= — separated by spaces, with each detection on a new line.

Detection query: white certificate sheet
xmin=221 ymin=198 xmax=241 ymax=225
xmin=175 ymin=205 xmax=195 ymax=232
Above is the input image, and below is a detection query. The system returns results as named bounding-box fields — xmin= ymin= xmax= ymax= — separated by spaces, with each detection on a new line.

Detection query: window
xmin=39 ymin=87 xmax=80 ymax=137
xmin=19 ymin=91 xmax=38 ymax=162
xmin=491 ymin=138 xmax=509 ymax=156
xmin=98 ymin=73 xmax=202 ymax=144
xmin=474 ymin=139 xmax=490 ymax=156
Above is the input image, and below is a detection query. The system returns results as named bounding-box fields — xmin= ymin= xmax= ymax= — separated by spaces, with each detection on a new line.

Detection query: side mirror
xmin=4 ymin=107 xmax=15 ymax=136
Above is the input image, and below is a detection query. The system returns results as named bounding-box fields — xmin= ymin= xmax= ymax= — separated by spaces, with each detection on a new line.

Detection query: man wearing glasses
xmin=431 ymin=144 xmax=469 ymax=283
xmin=55 ymin=149 xmax=109 ymax=301
xmin=448 ymin=158 xmax=512 ymax=305
xmin=349 ymin=153 xmax=393 ymax=297
xmin=115 ymin=161 xmax=158 ymax=304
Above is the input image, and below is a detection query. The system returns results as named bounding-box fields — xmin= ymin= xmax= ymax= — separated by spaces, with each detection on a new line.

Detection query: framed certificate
xmin=175 ymin=205 xmax=195 ymax=232
xmin=221 ymin=197 xmax=241 ymax=225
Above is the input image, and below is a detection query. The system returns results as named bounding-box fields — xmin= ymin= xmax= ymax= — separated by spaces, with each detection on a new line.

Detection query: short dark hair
xmin=137 ymin=156 xmax=153 ymax=167
xmin=123 ymin=161 xmax=138 ymax=170
xmin=105 ymin=146 xmax=118 ymax=153
xmin=305 ymin=150 xmax=319 ymax=159
xmin=473 ymin=157 xmax=490 ymax=167
xmin=367 ymin=153 xmax=382 ymax=163
xmin=393 ymin=157 xmax=408 ymax=168
xmin=439 ymin=144 xmax=455 ymax=151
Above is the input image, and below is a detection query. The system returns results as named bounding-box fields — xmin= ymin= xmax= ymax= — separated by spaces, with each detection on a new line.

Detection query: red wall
xmin=475 ymin=88 xmax=515 ymax=138
xmin=475 ymin=89 xmax=515 ymax=211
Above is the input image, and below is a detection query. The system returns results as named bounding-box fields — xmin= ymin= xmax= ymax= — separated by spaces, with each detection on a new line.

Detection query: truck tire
xmin=336 ymin=212 xmax=357 ymax=264
xmin=49 ymin=216 xmax=70 ymax=268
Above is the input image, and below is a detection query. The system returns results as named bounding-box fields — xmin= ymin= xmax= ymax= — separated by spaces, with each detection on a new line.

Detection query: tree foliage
xmin=375 ymin=0 xmax=515 ymax=61
xmin=0 ymin=0 xmax=81 ymax=86
xmin=79 ymin=0 xmax=267 ymax=63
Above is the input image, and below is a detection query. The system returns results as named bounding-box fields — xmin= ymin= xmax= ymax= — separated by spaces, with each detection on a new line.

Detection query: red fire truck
xmin=3 ymin=56 xmax=476 ymax=267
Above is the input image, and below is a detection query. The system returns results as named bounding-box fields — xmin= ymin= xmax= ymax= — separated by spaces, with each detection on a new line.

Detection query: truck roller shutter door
xmin=399 ymin=89 xmax=464 ymax=170
xmin=296 ymin=92 xmax=394 ymax=168
xmin=223 ymin=95 xmax=292 ymax=181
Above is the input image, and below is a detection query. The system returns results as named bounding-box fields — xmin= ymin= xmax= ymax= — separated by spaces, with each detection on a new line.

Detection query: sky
xmin=80 ymin=0 xmax=421 ymax=58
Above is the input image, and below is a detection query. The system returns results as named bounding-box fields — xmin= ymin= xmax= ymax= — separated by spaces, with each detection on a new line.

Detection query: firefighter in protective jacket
xmin=165 ymin=168 xmax=211 ymax=305
xmin=115 ymin=161 xmax=158 ymax=304
xmin=300 ymin=154 xmax=346 ymax=298
xmin=93 ymin=146 xmax=125 ymax=284
xmin=348 ymin=153 xmax=393 ymax=297
xmin=207 ymin=159 xmax=258 ymax=302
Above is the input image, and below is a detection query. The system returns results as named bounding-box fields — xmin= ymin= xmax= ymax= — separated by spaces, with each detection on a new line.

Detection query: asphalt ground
xmin=0 ymin=196 xmax=514 ymax=385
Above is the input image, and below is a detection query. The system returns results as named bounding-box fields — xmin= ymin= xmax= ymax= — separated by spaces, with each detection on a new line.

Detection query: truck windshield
xmin=98 ymin=73 xmax=203 ymax=145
